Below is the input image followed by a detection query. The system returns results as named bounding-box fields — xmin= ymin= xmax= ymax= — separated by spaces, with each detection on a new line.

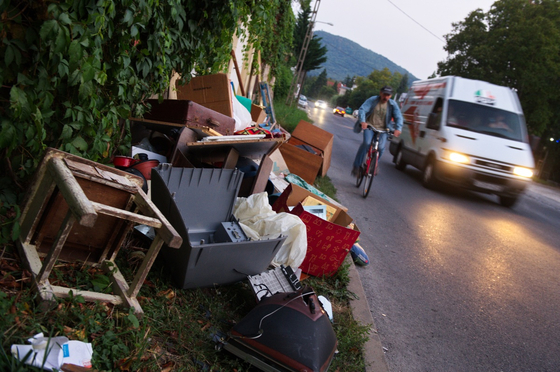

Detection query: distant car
xmin=333 ymin=107 xmax=345 ymax=117
xmin=298 ymin=95 xmax=308 ymax=109
xmin=314 ymin=100 xmax=327 ymax=109
xmin=352 ymin=110 xmax=359 ymax=118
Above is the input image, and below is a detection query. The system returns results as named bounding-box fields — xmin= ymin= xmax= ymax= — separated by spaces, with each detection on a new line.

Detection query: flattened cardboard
xmin=175 ymin=73 xmax=234 ymax=117
xmin=272 ymin=184 xmax=359 ymax=277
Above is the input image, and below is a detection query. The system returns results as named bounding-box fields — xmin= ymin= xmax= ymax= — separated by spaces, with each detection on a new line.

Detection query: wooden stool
xmin=16 ymin=148 xmax=182 ymax=315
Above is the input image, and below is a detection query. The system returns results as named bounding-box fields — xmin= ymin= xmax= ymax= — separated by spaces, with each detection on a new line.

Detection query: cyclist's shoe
xmin=351 ymin=166 xmax=359 ymax=177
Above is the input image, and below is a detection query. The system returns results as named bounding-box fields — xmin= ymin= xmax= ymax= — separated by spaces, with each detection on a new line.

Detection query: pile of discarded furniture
xmin=15 ymin=73 xmax=361 ymax=372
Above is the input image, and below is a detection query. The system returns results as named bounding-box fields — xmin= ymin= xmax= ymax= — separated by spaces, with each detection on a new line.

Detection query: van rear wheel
xmin=422 ymin=158 xmax=439 ymax=189
xmin=395 ymin=148 xmax=407 ymax=171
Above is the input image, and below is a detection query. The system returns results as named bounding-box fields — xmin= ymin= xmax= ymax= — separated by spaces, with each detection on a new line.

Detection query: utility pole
xmin=286 ymin=0 xmax=321 ymax=106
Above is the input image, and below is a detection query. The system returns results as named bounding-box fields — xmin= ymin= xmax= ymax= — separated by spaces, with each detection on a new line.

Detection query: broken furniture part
xmin=140 ymin=99 xmax=236 ymax=136
xmin=16 ymin=148 xmax=182 ymax=315
xmin=225 ymin=287 xmax=337 ymax=372
xmin=151 ymin=165 xmax=287 ymax=289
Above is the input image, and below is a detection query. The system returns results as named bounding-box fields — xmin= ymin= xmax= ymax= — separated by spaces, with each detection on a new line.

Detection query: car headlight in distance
xmin=513 ymin=166 xmax=533 ymax=178
xmin=449 ymin=152 xmax=469 ymax=164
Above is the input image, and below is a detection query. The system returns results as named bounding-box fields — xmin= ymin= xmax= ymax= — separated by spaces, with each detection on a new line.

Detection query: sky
xmin=301 ymin=0 xmax=496 ymax=79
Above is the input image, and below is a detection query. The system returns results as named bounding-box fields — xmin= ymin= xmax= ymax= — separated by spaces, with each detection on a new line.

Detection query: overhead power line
xmin=386 ymin=0 xmax=445 ymax=43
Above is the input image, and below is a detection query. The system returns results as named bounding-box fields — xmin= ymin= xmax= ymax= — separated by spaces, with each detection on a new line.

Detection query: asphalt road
xmin=305 ymin=107 xmax=560 ymax=372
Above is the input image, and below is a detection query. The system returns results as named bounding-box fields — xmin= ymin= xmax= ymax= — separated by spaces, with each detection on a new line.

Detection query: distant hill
xmin=309 ymin=30 xmax=418 ymax=83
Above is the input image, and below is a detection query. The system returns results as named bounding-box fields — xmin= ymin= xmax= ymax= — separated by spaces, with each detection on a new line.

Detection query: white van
xmin=389 ymin=76 xmax=534 ymax=207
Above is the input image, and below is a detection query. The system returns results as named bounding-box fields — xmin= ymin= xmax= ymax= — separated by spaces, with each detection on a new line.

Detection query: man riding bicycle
xmin=351 ymin=86 xmax=403 ymax=176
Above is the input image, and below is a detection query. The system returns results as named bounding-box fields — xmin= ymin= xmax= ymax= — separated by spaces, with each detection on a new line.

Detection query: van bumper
xmin=435 ymin=160 xmax=530 ymax=196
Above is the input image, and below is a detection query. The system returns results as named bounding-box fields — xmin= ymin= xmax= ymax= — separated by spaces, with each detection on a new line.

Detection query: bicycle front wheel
xmin=356 ymin=164 xmax=364 ymax=187
xmin=362 ymin=152 xmax=378 ymax=198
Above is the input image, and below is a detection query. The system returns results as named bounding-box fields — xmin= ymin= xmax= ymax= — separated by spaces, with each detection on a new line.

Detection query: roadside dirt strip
xmin=345 ymin=255 xmax=390 ymax=372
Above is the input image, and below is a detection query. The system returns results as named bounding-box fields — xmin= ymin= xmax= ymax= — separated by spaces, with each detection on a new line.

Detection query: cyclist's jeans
xmin=353 ymin=129 xmax=388 ymax=169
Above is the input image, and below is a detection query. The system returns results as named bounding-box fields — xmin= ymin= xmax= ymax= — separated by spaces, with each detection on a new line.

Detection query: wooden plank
xmin=102 ymin=261 xmax=143 ymax=315
xmin=48 ymin=157 xmax=98 ymax=227
xmin=127 ymin=235 xmax=164 ymax=299
xmin=19 ymin=170 xmax=56 ymax=244
xmin=91 ymin=201 xmax=163 ymax=228
xmin=251 ymin=155 xmax=273 ymax=195
xmin=132 ymin=188 xmax=182 ymax=248
xmin=36 ymin=211 xmax=76 ymax=285
xmin=51 ymin=285 xmax=124 ymax=305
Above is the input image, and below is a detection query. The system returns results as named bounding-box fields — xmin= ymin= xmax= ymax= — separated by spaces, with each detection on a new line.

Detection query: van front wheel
xmin=499 ymin=195 xmax=518 ymax=207
xmin=395 ymin=148 xmax=407 ymax=171
xmin=422 ymin=158 xmax=439 ymax=189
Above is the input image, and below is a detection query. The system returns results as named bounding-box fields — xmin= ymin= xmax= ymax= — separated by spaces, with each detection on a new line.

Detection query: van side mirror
xmin=427 ymin=112 xmax=441 ymax=130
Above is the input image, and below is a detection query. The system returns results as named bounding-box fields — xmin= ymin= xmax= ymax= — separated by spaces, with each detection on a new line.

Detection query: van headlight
xmin=448 ymin=152 xmax=469 ymax=164
xmin=513 ymin=167 xmax=533 ymax=178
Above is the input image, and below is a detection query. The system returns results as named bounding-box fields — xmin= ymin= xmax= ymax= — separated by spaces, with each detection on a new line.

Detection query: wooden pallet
xmin=16 ymin=148 xmax=182 ymax=315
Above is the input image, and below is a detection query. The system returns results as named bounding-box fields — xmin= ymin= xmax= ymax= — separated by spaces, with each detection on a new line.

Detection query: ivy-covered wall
xmin=0 ymin=0 xmax=294 ymax=243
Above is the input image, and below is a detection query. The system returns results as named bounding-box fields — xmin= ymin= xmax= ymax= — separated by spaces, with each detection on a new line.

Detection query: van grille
xmin=474 ymin=159 xmax=513 ymax=173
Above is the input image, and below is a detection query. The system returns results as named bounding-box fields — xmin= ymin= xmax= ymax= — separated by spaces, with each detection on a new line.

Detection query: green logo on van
xmin=475 ymin=90 xmax=496 ymax=105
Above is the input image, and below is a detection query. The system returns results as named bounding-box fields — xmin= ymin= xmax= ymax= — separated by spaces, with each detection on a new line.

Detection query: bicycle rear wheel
xmin=362 ymin=152 xmax=378 ymax=198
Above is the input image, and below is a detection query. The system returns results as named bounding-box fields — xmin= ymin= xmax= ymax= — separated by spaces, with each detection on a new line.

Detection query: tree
xmin=437 ymin=0 xmax=560 ymax=137
xmin=306 ymin=69 xmax=328 ymax=98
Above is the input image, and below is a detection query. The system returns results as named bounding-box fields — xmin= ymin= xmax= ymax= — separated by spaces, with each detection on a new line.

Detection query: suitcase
xmin=144 ymin=99 xmax=236 ymax=136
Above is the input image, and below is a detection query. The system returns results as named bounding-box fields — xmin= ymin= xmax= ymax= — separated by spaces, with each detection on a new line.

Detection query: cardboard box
xmin=278 ymin=120 xmax=333 ymax=184
xmin=251 ymin=104 xmax=267 ymax=124
xmin=176 ymin=74 xmax=233 ymax=118
xmin=272 ymin=184 xmax=359 ymax=277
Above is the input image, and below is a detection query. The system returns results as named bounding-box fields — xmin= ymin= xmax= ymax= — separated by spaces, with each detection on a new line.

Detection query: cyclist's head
xmin=380 ymin=86 xmax=393 ymax=103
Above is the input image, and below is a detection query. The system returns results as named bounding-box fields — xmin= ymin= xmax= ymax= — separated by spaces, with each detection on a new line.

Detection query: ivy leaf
xmin=61 ymin=124 xmax=73 ymax=140
xmin=131 ymin=25 xmax=138 ymax=37
xmin=5 ymin=45 xmax=14 ymax=66
xmin=11 ymin=222 xmax=20 ymax=241
xmin=69 ymin=40 xmax=83 ymax=67
xmin=10 ymin=87 xmax=31 ymax=119
xmin=123 ymin=9 xmax=133 ymax=25
xmin=59 ymin=13 xmax=72 ymax=25
xmin=39 ymin=20 xmax=57 ymax=40
xmin=71 ymin=136 xmax=88 ymax=151
xmin=82 ymin=62 xmax=95 ymax=82
xmin=0 ymin=121 xmax=16 ymax=148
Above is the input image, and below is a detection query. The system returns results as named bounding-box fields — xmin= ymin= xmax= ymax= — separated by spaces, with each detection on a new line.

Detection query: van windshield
xmin=446 ymin=100 xmax=527 ymax=142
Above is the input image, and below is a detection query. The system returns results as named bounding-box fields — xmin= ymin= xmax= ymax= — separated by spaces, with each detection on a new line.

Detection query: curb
xmin=345 ymin=255 xmax=389 ymax=372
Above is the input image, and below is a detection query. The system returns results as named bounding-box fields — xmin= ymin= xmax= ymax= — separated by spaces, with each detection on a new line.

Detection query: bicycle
xmin=355 ymin=127 xmax=392 ymax=198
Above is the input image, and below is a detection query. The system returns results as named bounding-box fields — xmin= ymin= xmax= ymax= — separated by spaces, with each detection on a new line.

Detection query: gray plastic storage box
xmin=151 ymin=165 xmax=286 ymax=289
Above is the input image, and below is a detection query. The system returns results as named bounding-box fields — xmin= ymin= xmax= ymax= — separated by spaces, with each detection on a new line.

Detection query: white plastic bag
xmin=233 ymin=193 xmax=307 ymax=268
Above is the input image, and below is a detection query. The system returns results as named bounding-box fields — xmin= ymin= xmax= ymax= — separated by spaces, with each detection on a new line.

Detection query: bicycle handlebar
xmin=365 ymin=125 xmax=393 ymax=134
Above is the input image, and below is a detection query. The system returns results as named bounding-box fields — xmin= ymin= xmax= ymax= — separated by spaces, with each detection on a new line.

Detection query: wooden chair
xmin=16 ymin=148 xmax=182 ymax=315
